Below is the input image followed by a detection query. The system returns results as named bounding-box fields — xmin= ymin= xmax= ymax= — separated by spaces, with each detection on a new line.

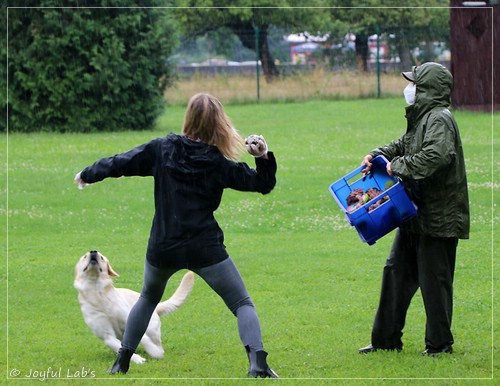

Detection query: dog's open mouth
xmin=83 ymin=250 xmax=103 ymax=273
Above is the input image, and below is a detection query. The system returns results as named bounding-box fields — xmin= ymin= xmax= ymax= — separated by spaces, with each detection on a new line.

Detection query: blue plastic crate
xmin=329 ymin=156 xmax=417 ymax=245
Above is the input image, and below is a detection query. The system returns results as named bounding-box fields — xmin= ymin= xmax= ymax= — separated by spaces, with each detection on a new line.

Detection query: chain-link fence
xmin=165 ymin=62 xmax=449 ymax=106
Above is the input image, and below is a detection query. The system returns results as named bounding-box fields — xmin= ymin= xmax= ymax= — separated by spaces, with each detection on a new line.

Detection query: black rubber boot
xmin=245 ymin=345 xmax=279 ymax=378
xmin=107 ymin=348 xmax=134 ymax=374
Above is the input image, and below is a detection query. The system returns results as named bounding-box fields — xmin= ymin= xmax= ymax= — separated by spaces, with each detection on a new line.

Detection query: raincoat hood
xmin=165 ymin=133 xmax=221 ymax=176
xmin=406 ymin=62 xmax=453 ymax=121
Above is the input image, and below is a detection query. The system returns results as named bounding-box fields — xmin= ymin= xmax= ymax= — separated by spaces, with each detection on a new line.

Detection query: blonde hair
xmin=182 ymin=93 xmax=245 ymax=161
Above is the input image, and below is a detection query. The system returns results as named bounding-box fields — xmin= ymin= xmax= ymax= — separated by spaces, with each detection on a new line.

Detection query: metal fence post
xmin=254 ymin=25 xmax=260 ymax=101
xmin=376 ymin=26 xmax=381 ymax=98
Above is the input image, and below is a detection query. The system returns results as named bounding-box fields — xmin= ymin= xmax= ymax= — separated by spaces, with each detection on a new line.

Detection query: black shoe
xmin=422 ymin=345 xmax=453 ymax=356
xmin=245 ymin=346 xmax=279 ymax=378
xmin=107 ymin=348 xmax=134 ymax=374
xmin=359 ymin=344 xmax=402 ymax=354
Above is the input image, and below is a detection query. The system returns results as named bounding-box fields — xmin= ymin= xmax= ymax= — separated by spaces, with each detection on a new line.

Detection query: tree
xmin=327 ymin=1 xmax=450 ymax=70
xmin=4 ymin=1 xmax=178 ymax=132
xmin=174 ymin=1 xmax=330 ymax=82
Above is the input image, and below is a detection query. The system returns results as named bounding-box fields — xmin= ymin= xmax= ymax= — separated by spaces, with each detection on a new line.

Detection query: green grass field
xmin=4 ymin=98 xmax=499 ymax=385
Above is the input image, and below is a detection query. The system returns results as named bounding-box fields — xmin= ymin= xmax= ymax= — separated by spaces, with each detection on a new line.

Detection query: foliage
xmin=172 ymin=2 xmax=450 ymax=74
xmin=4 ymin=1 xmax=178 ymax=132
xmin=5 ymin=99 xmax=497 ymax=382
xmin=172 ymin=0 xmax=331 ymax=81
xmin=173 ymin=27 xmax=256 ymax=64
xmin=1 ymin=4 xmax=7 ymax=128
xmin=173 ymin=25 xmax=306 ymax=65
xmin=325 ymin=1 xmax=450 ymax=68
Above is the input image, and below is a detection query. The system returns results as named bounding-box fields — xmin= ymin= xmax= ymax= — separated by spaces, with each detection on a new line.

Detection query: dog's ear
xmin=99 ymin=253 xmax=119 ymax=277
xmin=107 ymin=262 xmax=119 ymax=277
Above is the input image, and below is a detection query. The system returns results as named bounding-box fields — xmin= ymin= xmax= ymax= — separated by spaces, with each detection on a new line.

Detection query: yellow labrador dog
xmin=74 ymin=250 xmax=194 ymax=364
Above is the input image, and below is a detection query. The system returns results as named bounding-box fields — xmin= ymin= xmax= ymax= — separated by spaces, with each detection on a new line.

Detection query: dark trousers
xmin=371 ymin=229 xmax=458 ymax=350
xmin=122 ymin=257 xmax=263 ymax=353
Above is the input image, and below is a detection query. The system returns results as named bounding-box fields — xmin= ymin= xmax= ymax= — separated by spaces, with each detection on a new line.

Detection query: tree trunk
xmin=355 ymin=33 xmax=369 ymax=72
xmin=396 ymin=28 xmax=414 ymax=69
xmin=398 ymin=44 xmax=413 ymax=70
xmin=229 ymin=22 xmax=279 ymax=83
xmin=256 ymin=27 xmax=279 ymax=82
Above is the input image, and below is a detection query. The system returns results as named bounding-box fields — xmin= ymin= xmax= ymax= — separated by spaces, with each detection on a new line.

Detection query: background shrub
xmin=4 ymin=1 xmax=178 ymax=132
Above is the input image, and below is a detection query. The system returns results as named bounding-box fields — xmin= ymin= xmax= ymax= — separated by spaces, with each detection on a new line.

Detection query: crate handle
xmin=345 ymin=165 xmax=374 ymax=186
xmin=343 ymin=165 xmax=364 ymax=182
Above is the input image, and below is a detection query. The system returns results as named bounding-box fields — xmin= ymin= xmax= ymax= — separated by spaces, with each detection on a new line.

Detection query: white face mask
xmin=403 ymin=83 xmax=416 ymax=105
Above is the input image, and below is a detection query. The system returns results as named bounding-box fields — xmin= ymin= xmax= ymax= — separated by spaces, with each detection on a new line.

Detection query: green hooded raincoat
xmin=369 ymin=62 xmax=470 ymax=239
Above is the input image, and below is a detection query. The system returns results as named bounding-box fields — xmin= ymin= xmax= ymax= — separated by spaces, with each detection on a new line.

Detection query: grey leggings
xmin=121 ymin=257 xmax=264 ymax=352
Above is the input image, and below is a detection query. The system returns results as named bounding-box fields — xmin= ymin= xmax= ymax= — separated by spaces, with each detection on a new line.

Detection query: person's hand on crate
xmin=386 ymin=162 xmax=394 ymax=176
xmin=361 ymin=154 xmax=373 ymax=175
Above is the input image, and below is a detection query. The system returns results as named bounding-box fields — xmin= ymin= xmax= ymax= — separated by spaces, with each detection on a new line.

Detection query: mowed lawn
xmin=4 ymin=98 xmax=498 ymax=385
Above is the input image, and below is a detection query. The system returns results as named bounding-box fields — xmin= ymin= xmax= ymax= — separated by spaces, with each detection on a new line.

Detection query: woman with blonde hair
xmin=74 ymin=93 xmax=278 ymax=378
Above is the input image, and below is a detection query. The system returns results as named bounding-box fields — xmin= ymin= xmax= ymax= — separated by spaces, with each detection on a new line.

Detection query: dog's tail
xmin=155 ymin=271 xmax=195 ymax=316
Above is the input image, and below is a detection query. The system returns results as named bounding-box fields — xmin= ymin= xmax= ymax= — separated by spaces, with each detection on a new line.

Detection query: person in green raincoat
xmin=358 ymin=62 xmax=470 ymax=356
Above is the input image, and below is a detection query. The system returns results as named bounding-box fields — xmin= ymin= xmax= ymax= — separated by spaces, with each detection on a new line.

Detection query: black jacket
xmin=81 ymin=133 xmax=277 ymax=266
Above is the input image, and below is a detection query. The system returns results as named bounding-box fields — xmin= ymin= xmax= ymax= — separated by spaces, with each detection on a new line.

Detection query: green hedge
xmin=4 ymin=1 xmax=178 ymax=132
